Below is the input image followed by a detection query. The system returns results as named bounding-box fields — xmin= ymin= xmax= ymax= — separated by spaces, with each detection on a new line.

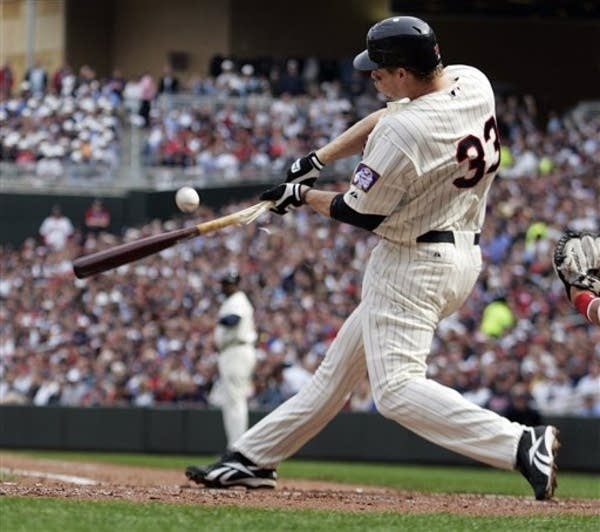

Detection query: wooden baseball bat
xmin=72 ymin=201 xmax=274 ymax=279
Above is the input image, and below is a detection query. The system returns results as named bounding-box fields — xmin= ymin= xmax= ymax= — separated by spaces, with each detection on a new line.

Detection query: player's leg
xmin=217 ymin=345 xmax=256 ymax=446
xmin=186 ymin=304 xmax=368 ymax=487
xmin=233 ymin=304 xmax=367 ymax=466
xmin=362 ymin=237 xmax=558 ymax=499
xmin=362 ymin=239 xmax=520 ymax=468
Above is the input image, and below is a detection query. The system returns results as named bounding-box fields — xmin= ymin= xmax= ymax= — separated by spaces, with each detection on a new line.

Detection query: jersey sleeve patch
xmin=352 ymin=163 xmax=380 ymax=192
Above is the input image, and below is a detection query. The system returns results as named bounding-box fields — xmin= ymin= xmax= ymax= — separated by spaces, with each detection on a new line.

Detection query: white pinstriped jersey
xmin=343 ymin=65 xmax=501 ymax=244
xmin=214 ymin=291 xmax=257 ymax=351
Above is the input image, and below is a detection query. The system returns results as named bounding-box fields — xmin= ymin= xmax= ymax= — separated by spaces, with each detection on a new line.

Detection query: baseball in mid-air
xmin=175 ymin=186 xmax=200 ymax=213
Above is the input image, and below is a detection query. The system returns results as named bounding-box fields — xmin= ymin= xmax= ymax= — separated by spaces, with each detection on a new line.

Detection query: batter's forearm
xmin=302 ymin=188 xmax=338 ymax=218
xmin=315 ymin=109 xmax=386 ymax=163
xmin=302 ymin=189 xmax=384 ymax=232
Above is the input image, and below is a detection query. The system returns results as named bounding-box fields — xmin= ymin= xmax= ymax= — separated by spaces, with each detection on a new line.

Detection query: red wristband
xmin=574 ymin=292 xmax=596 ymax=322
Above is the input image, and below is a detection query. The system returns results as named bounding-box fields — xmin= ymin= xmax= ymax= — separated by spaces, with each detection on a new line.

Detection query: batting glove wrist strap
xmin=286 ymin=151 xmax=324 ymax=186
xmin=260 ymin=183 xmax=306 ymax=215
xmin=308 ymin=152 xmax=325 ymax=170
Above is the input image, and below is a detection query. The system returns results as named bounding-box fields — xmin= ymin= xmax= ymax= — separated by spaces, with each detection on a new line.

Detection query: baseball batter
xmin=187 ymin=16 xmax=559 ymax=500
xmin=212 ymin=269 xmax=257 ymax=446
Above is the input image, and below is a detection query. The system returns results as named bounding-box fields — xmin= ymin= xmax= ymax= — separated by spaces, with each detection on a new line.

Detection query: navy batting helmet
xmin=353 ymin=16 xmax=441 ymax=74
xmin=220 ymin=268 xmax=240 ymax=285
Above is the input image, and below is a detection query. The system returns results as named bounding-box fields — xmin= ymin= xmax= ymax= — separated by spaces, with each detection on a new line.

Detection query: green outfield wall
xmin=0 ymin=406 xmax=598 ymax=471
xmin=0 ymin=184 xmax=269 ymax=247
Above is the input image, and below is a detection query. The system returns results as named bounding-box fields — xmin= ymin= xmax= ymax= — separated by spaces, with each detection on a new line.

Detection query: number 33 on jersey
xmin=342 ymin=64 xmax=503 ymax=244
xmin=454 ymin=116 xmax=501 ymax=188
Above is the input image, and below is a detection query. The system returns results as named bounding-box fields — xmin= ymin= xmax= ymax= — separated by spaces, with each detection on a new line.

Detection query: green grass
xmin=1 ymin=497 xmax=598 ymax=532
xmin=6 ymin=449 xmax=600 ymax=499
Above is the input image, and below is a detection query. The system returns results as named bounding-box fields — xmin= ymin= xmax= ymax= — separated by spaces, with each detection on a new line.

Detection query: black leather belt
xmin=417 ymin=230 xmax=480 ymax=246
xmin=221 ymin=340 xmax=253 ymax=351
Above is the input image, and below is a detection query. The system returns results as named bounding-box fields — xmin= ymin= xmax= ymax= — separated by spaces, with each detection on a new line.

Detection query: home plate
xmin=0 ymin=467 xmax=98 ymax=485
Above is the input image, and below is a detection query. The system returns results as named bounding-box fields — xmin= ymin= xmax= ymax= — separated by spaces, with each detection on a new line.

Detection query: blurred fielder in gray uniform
xmin=213 ymin=269 xmax=257 ymax=447
xmin=187 ymin=15 xmax=559 ymax=500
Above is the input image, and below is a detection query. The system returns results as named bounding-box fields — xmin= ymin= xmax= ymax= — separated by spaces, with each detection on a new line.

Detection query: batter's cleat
xmin=185 ymin=452 xmax=277 ymax=489
xmin=516 ymin=425 xmax=560 ymax=500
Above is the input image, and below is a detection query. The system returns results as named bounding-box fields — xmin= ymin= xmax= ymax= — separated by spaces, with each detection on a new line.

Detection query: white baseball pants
xmin=218 ymin=344 xmax=256 ymax=447
xmin=234 ymin=233 xmax=524 ymax=470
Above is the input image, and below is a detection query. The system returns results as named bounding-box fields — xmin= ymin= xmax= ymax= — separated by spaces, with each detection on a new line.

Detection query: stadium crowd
xmin=0 ymin=60 xmax=599 ymax=420
xmin=0 ymin=63 xmax=121 ymax=179
xmin=1 ymin=58 xmax=376 ymax=183
xmin=141 ymin=58 xmax=376 ymax=180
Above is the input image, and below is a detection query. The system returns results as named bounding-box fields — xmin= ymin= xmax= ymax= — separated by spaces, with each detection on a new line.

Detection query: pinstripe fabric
xmin=344 ymin=65 xmax=499 ymax=244
xmin=234 ymin=64 xmax=523 ymax=471
xmin=362 ymin=237 xmax=521 ymax=469
xmin=235 ymin=305 xmax=367 ymax=468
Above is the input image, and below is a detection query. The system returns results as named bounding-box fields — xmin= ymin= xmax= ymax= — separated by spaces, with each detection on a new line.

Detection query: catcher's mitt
xmin=553 ymin=231 xmax=600 ymax=300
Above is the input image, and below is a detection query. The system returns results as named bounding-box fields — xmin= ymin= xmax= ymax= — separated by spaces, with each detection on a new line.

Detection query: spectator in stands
xmin=83 ymin=198 xmax=111 ymax=243
xmin=531 ymin=369 xmax=576 ymax=416
xmin=479 ymin=294 xmax=515 ymax=338
xmin=138 ymin=72 xmax=157 ymax=127
xmin=108 ymin=68 xmax=127 ymax=100
xmin=51 ymin=64 xmax=72 ymax=95
xmin=0 ymin=62 xmax=14 ymax=97
xmin=578 ymin=394 xmax=600 ymax=417
xmin=76 ymin=65 xmax=96 ymax=90
xmin=158 ymin=65 xmax=180 ymax=95
xmin=122 ymin=75 xmax=142 ymax=117
xmin=250 ymin=364 xmax=286 ymax=411
xmin=38 ymin=205 xmax=74 ymax=251
xmin=302 ymin=56 xmax=320 ymax=87
xmin=24 ymin=60 xmax=47 ymax=95
xmin=216 ymin=59 xmax=243 ymax=95
xmin=484 ymin=369 xmax=517 ymax=415
xmin=574 ymin=361 xmax=600 ymax=416
xmin=275 ymin=59 xmax=305 ymax=96
xmin=239 ymin=64 xmax=268 ymax=95
xmin=189 ymin=74 xmax=218 ymax=96
xmin=503 ymin=383 xmax=542 ymax=426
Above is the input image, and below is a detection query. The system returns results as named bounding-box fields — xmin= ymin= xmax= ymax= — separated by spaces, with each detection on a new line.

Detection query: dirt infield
xmin=0 ymin=453 xmax=598 ymax=516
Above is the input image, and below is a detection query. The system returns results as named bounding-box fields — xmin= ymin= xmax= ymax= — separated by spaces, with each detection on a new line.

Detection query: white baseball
xmin=175 ymin=186 xmax=200 ymax=213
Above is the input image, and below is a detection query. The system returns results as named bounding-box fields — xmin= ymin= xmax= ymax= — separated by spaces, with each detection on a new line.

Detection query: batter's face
xmin=371 ymin=67 xmax=406 ymax=100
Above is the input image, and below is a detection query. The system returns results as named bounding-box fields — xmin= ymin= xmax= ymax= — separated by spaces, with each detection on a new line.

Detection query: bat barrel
xmin=72 ymin=226 xmax=196 ymax=279
xmin=72 ymin=201 xmax=272 ymax=279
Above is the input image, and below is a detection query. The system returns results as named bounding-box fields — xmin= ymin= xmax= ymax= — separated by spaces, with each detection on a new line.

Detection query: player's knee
xmin=371 ymin=376 xmax=414 ymax=420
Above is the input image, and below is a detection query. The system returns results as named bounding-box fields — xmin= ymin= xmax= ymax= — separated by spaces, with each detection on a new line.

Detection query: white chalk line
xmin=0 ymin=467 xmax=98 ymax=485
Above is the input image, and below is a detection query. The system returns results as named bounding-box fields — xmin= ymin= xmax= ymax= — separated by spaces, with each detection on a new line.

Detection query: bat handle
xmin=194 ymin=201 xmax=273 ymax=234
xmin=195 ymin=213 xmax=242 ymax=234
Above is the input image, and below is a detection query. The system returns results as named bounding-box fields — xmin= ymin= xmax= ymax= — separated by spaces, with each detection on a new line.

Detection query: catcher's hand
xmin=553 ymin=231 xmax=600 ymax=300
